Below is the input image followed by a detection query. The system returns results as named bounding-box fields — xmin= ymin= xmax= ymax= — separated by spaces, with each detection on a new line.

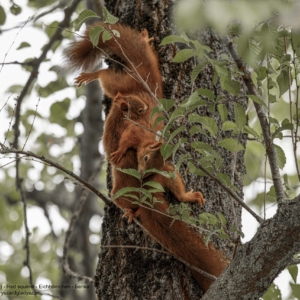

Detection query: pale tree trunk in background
xmin=95 ymin=0 xmax=246 ymax=299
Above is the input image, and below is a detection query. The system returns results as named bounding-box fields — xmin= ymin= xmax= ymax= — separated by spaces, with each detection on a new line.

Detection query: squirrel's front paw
xmin=110 ymin=150 xmax=124 ymax=165
xmin=75 ymin=73 xmax=89 ymax=87
xmin=187 ymin=190 xmax=206 ymax=206
xmin=123 ymin=208 xmax=141 ymax=223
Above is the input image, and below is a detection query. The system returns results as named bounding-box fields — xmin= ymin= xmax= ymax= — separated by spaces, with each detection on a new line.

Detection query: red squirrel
xmin=135 ymin=141 xmax=229 ymax=291
xmin=64 ymin=23 xmax=227 ymax=291
xmin=63 ymin=22 xmax=162 ymax=99
xmin=102 ymin=92 xmax=163 ymax=212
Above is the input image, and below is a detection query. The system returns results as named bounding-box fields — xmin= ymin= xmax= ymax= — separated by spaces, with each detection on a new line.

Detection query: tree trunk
xmin=95 ymin=0 xmax=247 ymax=299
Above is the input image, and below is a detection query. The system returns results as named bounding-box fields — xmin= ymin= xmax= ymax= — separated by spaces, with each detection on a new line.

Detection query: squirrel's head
xmin=137 ymin=142 xmax=165 ymax=176
xmin=113 ymin=93 xmax=148 ymax=120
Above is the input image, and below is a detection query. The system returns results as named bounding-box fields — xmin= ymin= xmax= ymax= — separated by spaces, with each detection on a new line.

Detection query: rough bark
xmin=95 ymin=0 xmax=246 ymax=299
xmin=203 ymin=196 xmax=300 ymax=299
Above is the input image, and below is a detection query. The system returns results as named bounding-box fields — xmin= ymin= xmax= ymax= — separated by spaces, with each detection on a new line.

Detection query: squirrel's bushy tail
xmin=63 ymin=23 xmax=162 ymax=93
xmin=139 ymin=201 xmax=229 ymax=291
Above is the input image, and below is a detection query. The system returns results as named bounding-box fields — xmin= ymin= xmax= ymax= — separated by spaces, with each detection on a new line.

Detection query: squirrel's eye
xmin=144 ymin=156 xmax=148 ymax=162
xmin=138 ymin=109 xmax=144 ymax=114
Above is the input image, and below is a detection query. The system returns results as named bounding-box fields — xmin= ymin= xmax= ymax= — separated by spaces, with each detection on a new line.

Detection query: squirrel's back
xmin=63 ymin=23 xmax=162 ymax=97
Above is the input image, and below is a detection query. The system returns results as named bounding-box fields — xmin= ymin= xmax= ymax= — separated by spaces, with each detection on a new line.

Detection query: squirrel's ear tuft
xmin=149 ymin=142 xmax=162 ymax=152
xmin=115 ymin=92 xmax=124 ymax=100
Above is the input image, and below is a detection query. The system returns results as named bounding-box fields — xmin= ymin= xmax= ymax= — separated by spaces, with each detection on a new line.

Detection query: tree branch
xmin=12 ymin=0 xmax=81 ymax=149
xmin=226 ymin=40 xmax=286 ymax=201
xmin=0 ymin=145 xmax=112 ymax=206
xmin=202 ymin=195 xmax=300 ymax=299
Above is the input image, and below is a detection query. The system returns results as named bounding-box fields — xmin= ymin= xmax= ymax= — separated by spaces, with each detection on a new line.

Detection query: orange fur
xmin=63 ymin=23 xmax=162 ymax=98
xmin=64 ymin=23 xmax=227 ymax=291
xmin=135 ymin=142 xmax=228 ymax=291
xmin=102 ymin=92 xmax=162 ymax=213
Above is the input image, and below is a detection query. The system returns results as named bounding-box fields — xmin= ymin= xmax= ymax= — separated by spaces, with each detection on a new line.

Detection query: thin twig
xmin=125 ymin=116 xmax=263 ymax=224
xmin=291 ymin=31 xmax=300 ymax=182
xmin=0 ymin=145 xmax=112 ymax=206
xmin=290 ymin=258 xmax=300 ymax=265
xmin=230 ymin=132 xmax=241 ymax=228
xmin=263 ymin=154 xmax=268 ymax=220
xmin=22 ymin=97 xmax=40 ymax=151
xmin=62 ymin=163 xmax=102 ymax=283
xmin=18 ymin=165 xmax=61 ymax=299
xmin=226 ymin=40 xmax=286 ymax=202
xmin=3 ymin=101 xmax=17 ymax=146
xmin=12 ymin=0 xmax=81 ymax=150
xmin=0 ymin=93 xmax=13 ymax=113
xmin=0 ymin=18 xmax=29 ymax=74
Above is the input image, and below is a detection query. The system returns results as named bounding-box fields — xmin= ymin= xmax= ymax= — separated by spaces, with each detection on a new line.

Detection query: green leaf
xmin=7 ymin=84 xmax=23 ymax=93
xmin=166 ymin=108 xmax=185 ymax=127
xmin=277 ymin=69 xmax=290 ymax=97
xmin=272 ymin=123 xmax=293 ymax=140
xmin=116 ymin=168 xmax=141 ymax=180
xmin=189 ymin=125 xmax=208 ymax=137
xmin=216 ymin=173 xmax=231 ymax=187
xmin=291 ymin=29 xmax=300 ymax=56
xmin=191 ymin=62 xmax=207 ymax=83
xmin=38 ymin=78 xmax=69 ymax=97
xmin=220 ymin=75 xmax=241 ymax=96
xmin=218 ymin=138 xmax=244 ymax=153
xmin=158 ymin=98 xmax=176 ymax=112
xmin=288 ymin=265 xmax=298 ymax=284
xmin=196 ymin=88 xmax=214 ymax=100
xmin=0 ymin=5 xmax=6 ymax=25
xmin=143 ymin=181 xmax=165 ymax=191
xmin=102 ymin=30 xmax=112 ymax=42
xmin=153 ymin=116 xmax=166 ymax=129
xmin=190 ymin=140 xmax=211 ymax=151
xmin=88 ymin=26 xmax=104 ymax=46
xmin=199 ymin=212 xmax=219 ymax=225
xmin=10 ymin=4 xmax=21 ymax=15
xmin=150 ymin=106 xmax=163 ymax=121
xmin=179 ymin=92 xmax=206 ymax=110
xmin=217 ymin=233 xmax=230 ymax=239
xmin=217 ymin=212 xmax=227 ymax=225
xmin=283 ymin=174 xmax=291 ymax=191
xmin=103 ymin=7 xmax=119 ymax=24
xmin=168 ymin=126 xmax=185 ymax=142
xmin=274 ymin=144 xmax=286 ymax=169
xmin=112 ymin=30 xmax=120 ymax=37
xmin=160 ymin=143 xmax=174 ymax=161
xmin=243 ymin=125 xmax=259 ymax=138
xmin=237 ymin=34 xmax=260 ymax=67
xmin=218 ymin=104 xmax=228 ymax=122
xmin=188 ymin=161 xmax=207 ymax=176
xmin=172 ymin=49 xmax=195 ymax=63
xmin=269 ymin=94 xmax=277 ymax=103
xmin=263 ymin=283 xmax=282 ymax=300
xmin=256 ymin=66 xmax=267 ymax=81
xmin=160 ymin=35 xmax=190 ymax=46
xmin=267 ymin=186 xmax=276 ymax=198
xmin=290 ymin=283 xmax=300 ymax=299
xmin=16 ymin=42 xmax=31 ymax=50
xmin=49 ymin=98 xmax=71 ymax=125
xmin=188 ymin=114 xmax=218 ymax=137
xmin=74 ymin=9 xmax=98 ymax=31
xmin=222 ymin=121 xmax=237 ymax=132
xmin=248 ymin=95 xmax=267 ymax=108
xmin=112 ymin=187 xmax=140 ymax=200
xmin=143 ymin=168 xmax=175 ymax=178
xmin=234 ymin=103 xmax=246 ymax=131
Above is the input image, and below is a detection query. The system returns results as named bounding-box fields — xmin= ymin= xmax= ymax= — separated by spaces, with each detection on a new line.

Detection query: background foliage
xmin=0 ymin=0 xmax=300 ymax=299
